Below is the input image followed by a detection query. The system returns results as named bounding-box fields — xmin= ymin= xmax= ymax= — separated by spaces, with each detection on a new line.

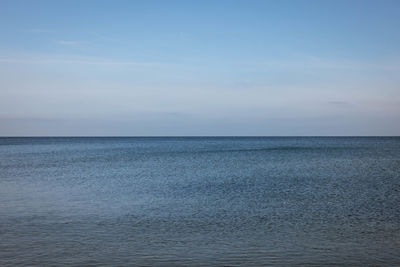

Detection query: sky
xmin=0 ymin=0 xmax=399 ymax=136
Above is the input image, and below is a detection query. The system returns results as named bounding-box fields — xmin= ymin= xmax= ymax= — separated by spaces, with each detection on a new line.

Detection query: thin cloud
xmin=56 ymin=40 xmax=86 ymax=47
xmin=237 ymin=56 xmax=400 ymax=72
xmin=28 ymin=28 xmax=51 ymax=33
xmin=0 ymin=54 xmax=166 ymax=67
xmin=328 ymin=101 xmax=351 ymax=107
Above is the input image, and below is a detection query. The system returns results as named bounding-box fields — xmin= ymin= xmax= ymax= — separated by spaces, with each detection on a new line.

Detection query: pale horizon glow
xmin=0 ymin=0 xmax=399 ymax=136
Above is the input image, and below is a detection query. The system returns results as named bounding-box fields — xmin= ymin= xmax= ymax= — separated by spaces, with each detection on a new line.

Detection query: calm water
xmin=1 ymin=137 xmax=400 ymax=266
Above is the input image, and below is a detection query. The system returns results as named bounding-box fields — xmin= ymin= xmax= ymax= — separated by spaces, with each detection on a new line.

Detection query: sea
xmin=0 ymin=137 xmax=399 ymax=266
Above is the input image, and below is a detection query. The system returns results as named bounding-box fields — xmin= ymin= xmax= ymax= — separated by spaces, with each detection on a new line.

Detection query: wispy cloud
xmin=236 ymin=55 xmax=400 ymax=73
xmin=56 ymin=40 xmax=86 ymax=47
xmin=0 ymin=54 xmax=165 ymax=68
xmin=328 ymin=101 xmax=351 ymax=107
xmin=27 ymin=28 xmax=51 ymax=33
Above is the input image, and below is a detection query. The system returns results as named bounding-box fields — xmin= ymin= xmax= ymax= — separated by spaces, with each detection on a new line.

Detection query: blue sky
xmin=1 ymin=0 xmax=399 ymax=135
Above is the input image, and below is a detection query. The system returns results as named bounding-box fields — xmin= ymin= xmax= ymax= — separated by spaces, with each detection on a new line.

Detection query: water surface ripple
xmin=1 ymin=137 xmax=400 ymax=266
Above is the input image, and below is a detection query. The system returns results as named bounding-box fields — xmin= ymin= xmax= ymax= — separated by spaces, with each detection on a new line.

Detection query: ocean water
xmin=1 ymin=137 xmax=400 ymax=266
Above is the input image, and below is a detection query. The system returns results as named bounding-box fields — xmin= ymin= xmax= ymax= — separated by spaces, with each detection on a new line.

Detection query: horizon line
xmin=1 ymin=135 xmax=399 ymax=138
